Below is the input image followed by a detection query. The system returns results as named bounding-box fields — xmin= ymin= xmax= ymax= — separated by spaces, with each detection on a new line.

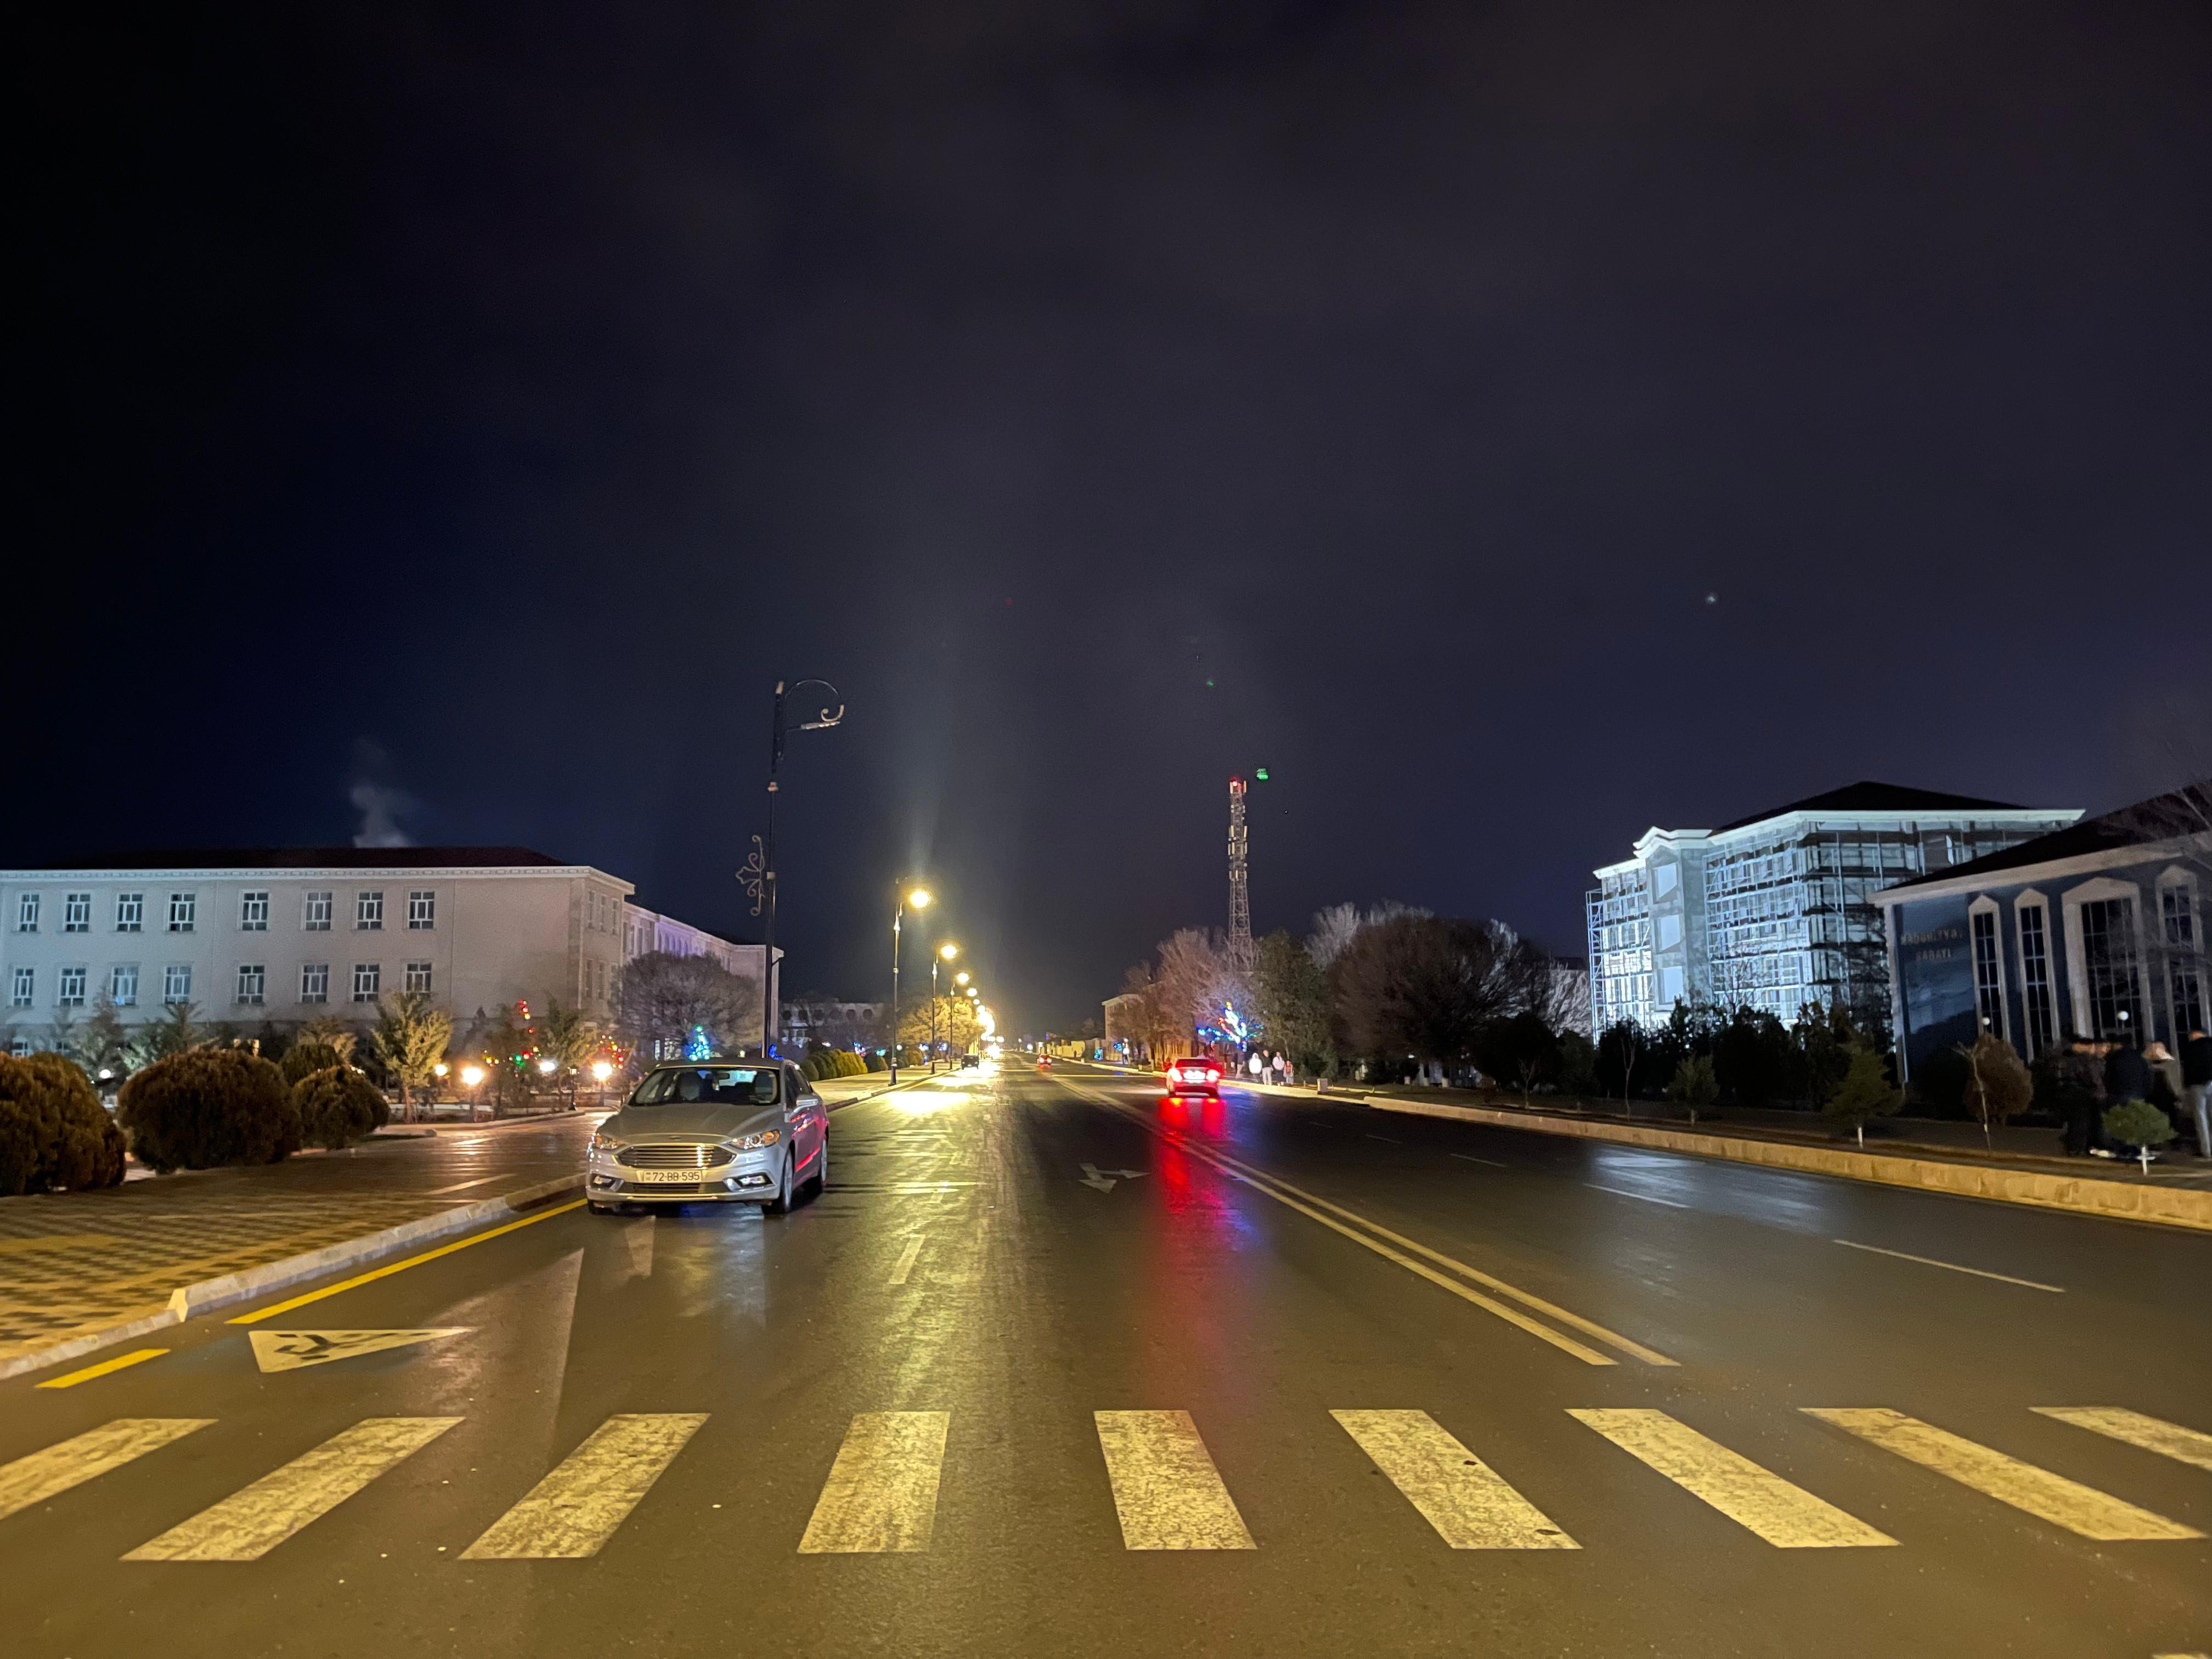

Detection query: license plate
xmin=624 ymin=1165 xmax=709 ymax=1184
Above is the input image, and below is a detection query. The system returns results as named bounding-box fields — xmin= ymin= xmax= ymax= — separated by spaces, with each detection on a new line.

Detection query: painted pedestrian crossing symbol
xmin=0 ymin=1403 xmax=2202 ymax=1564
xmin=247 ymin=1328 xmax=471 ymax=1373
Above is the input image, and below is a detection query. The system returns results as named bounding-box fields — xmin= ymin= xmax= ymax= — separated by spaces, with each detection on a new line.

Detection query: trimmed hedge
xmin=0 ymin=1052 xmax=128 ymax=1195
xmin=119 ymin=1049 xmax=301 ymax=1173
xmin=295 ymin=1065 xmax=389 ymax=1150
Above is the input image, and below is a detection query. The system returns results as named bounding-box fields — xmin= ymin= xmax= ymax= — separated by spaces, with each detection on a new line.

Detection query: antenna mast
xmin=1227 ymin=775 xmax=1251 ymax=958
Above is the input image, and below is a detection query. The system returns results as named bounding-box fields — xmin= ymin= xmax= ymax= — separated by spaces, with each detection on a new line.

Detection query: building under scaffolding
xmin=1585 ymin=783 xmax=2080 ymax=1037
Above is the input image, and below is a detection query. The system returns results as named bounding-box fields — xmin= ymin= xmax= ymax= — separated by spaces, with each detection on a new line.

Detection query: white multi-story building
xmin=0 ymin=847 xmax=776 ymax=1054
xmin=1585 ymin=784 xmax=2079 ymax=1035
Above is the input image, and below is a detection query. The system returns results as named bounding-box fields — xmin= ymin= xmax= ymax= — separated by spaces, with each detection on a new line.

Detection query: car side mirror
xmin=799 ymin=1092 xmax=822 ymax=1110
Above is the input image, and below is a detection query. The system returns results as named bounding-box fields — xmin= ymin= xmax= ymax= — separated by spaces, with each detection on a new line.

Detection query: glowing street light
xmin=590 ymin=1060 xmax=614 ymax=1083
xmin=891 ymin=881 xmax=936 ymax=1084
xmin=460 ymin=1064 xmax=484 ymax=1088
xmin=955 ymin=970 xmax=970 ymax=986
xmin=931 ymin=944 xmax=963 ymax=1073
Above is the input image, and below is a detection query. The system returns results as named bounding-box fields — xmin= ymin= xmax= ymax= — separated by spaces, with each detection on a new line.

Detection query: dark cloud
xmin=16 ymin=2 xmax=2209 ymax=1026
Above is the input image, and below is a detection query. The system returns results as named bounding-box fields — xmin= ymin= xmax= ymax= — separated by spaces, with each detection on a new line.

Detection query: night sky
xmin=17 ymin=4 xmax=2210 ymax=1029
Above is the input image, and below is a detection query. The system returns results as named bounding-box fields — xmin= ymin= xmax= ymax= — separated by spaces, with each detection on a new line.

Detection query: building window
xmin=236 ymin=964 xmax=266 ymax=1006
xmin=15 ymin=893 xmax=38 ymax=933
xmin=111 ymin=964 xmax=139 ymax=1007
xmin=352 ymin=962 xmax=381 ymax=1002
xmin=8 ymin=1036 xmax=29 ymax=1057
xmin=303 ymin=890 xmax=332 ymax=930
xmin=357 ymin=891 xmax=384 ymax=931
xmin=404 ymin=960 xmax=433 ymax=994
xmin=407 ymin=890 xmax=435 ymax=930
xmin=240 ymin=891 xmax=269 ymax=931
xmin=2165 ymin=879 xmax=2205 ymax=1036
xmin=301 ymin=963 xmax=330 ymax=1004
xmin=163 ymin=965 xmax=194 ymax=1005
xmin=2017 ymin=903 xmax=2055 ymax=1057
xmin=116 ymin=891 xmax=144 ymax=932
xmin=168 ymin=892 xmax=196 ymax=932
xmin=1970 ymin=907 xmax=2004 ymax=1039
xmin=63 ymin=892 xmax=91 ymax=933
xmin=10 ymin=967 xmax=33 ymax=1008
xmin=2079 ymin=897 xmax=2142 ymax=1041
xmin=57 ymin=967 xmax=87 ymax=1008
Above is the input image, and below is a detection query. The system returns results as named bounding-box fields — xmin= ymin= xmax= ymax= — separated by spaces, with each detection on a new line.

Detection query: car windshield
xmin=631 ymin=1067 xmax=781 ymax=1107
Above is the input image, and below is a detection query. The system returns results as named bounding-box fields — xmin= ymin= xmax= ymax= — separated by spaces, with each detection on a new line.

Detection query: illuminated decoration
xmin=685 ymin=1024 xmax=714 ymax=1061
xmin=1255 ymin=767 xmax=1269 ymax=781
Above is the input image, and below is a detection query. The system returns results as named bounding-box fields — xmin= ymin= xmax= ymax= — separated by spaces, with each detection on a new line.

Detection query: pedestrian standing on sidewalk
xmin=2143 ymin=1040 xmax=2184 ymax=1138
xmin=2052 ymin=1035 xmax=2106 ymax=1156
xmin=2177 ymin=1025 xmax=2212 ymax=1158
xmin=2104 ymin=1036 xmax=2150 ymax=1110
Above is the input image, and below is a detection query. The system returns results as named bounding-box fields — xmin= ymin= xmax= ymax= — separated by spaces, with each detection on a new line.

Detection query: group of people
xmin=2047 ymin=1025 xmax=2212 ymax=1161
xmin=1243 ymin=1050 xmax=1295 ymax=1086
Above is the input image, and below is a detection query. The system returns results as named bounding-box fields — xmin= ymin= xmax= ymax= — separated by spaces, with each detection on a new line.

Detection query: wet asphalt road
xmin=3 ymin=1059 xmax=2208 ymax=1658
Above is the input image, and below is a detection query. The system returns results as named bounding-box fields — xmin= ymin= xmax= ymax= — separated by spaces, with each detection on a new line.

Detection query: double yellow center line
xmin=1083 ymin=1089 xmax=1674 ymax=1368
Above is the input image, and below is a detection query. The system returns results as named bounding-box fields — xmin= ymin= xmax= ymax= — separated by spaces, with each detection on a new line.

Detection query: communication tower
xmin=1227 ymin=775 xmax=1251 ymax=958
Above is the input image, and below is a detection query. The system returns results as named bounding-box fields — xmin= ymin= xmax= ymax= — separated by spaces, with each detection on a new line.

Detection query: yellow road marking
xmin=1805 ymin=1409 xmax=2203 ymax=1541
xmin=1333 ymin=1409 xmax=1576 ymax=1549
xmin=1081 ymin=1089 xmax=1647 ymax=1366
xmin=1094 ymin=1410 xmax=1256 ymax=1550
xmin=797 ymin=1412 xmax=951 ymax=1553
xmin=227 ymin=1200 xmax=585 ymax=1324
xmin=463 ymin=1414 xmax=708 ymax=1559
xmin=0 ymin=1419 xmax=212 ymax=1522
xmin=125 ymin=1417 xmax=460 ymax=1560
xmin=1573 ymin=1408 xmax=1896 ymax=1548
xmin=2033 ymin=1408 xmax=2212 ymax=1473
xmin=35 ymin=1348 xmax=170 ymax=1389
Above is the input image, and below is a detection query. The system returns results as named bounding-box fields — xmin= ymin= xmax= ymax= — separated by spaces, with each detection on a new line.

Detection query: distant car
xmin=586 ymin=1061 xmax=827 ymax=1215
xmin=959 ymin=1052 xmax=981 ymax=1069
xmin=1166 ymin=1056 xmax=1223 ymax=1093
xmin=1036 ymin=1055 xmax=1053 ymax=1070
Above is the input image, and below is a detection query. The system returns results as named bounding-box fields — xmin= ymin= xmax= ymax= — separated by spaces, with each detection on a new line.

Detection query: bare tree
xmin=613 ymin=951 xmax=761 ymax=1059
xmin=1307 ymin=900 xmax=1432 ymax=970
xmin=1332 ymin=915 xmax=1551 ymax=1071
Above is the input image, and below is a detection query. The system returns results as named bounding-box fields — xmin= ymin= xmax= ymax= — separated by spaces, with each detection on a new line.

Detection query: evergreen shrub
xmin=118 ymin=1049 xmax=301 ymax=1172
xmin=0 ymin=1052 xmax=128 ymax=1194
xmin=295 ymin=1065 xmax=389 ymax=1150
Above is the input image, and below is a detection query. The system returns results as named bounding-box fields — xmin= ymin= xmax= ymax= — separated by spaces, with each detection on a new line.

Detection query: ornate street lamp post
xmin=738 ymin=678 xmax=843 ymax=1060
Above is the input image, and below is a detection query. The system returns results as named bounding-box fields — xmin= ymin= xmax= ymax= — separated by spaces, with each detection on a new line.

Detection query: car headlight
xmin=590 ymin=1132 xmax=624 ymax=1153
xmin=730 ymin=1128 xmax=780 ymax=1149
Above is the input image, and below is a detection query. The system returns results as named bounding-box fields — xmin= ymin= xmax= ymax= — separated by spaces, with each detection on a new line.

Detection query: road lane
xmin=0 ymin=1061 xmax=2204 ymax=1658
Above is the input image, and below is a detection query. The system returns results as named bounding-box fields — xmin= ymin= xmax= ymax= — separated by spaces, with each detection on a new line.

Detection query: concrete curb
xmin=1370 ymin=1098 xmax=2212 ymax=1233
xmin=0 ymin=1175 xmax=584 ymax=1381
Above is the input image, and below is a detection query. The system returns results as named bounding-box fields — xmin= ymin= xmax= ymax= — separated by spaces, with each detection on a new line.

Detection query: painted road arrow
xmin=248 ymin=1328 xmax=471 ymax=1373
xmin=1079 ymin=1164 xmax=1148 ymax=1193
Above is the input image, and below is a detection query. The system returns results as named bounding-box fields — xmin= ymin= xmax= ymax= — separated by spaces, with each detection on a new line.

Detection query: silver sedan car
xmin=586 ymin=1061 xmax=828 ymax=1215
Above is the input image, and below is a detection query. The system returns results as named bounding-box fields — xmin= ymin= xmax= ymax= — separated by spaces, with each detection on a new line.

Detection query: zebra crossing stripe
xmin=2032 ymin=1408 xmax=2212 ymax=1474
xmin=1333 ymin=1410 xmax=1576 ymax=1549
xmin=462 ymin=1414 xmax=708 ymax=1560
xmin=1806 ymin=1409 xmax=2203 ymax=1541
xmin=125 ymin=1418 xmax=460 ymax=1561
xmin=796 ymin=1412 xmax=952 ymax=1553
xmin=1572 ymin=1409 xmax=1896 ymax=1548
xmin=1094 ymin=1410 xmax=1256 ymax=1550
xmin=0 ymin=1419 xmax=212 ymax=1523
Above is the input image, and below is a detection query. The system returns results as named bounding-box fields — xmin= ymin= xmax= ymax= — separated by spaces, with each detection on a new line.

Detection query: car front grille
xmin=620 ymin=1181 xmax=706 ymax=1195
xmin=617 ymin=1143 xmax=736 ymax=1170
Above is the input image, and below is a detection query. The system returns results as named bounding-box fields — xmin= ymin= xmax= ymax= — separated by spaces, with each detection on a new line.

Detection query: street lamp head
xmin=955 ymin=970 xmax=970 ymax=985
xmin=460 ymin=1064 xmax=485 ymax=1088
xmin=590 ymin=1059 xmax=614 ymax=1082
xmin=939 ymin=943 xmax=960 ymax=961
xmin=908 ymin=888 xmax=933 ymax=909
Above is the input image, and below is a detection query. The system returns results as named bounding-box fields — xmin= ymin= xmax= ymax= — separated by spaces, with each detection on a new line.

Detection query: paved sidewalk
xmin=0 ymin=1114 xmax=598 ymax=1365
